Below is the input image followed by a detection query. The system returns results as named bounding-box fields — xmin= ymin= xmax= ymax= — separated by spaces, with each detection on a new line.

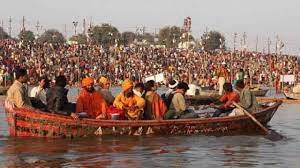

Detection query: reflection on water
xmin=0 ymin=134 xmax=297 ymax=168
xmin=0 ymin=90 xmax=300 ymax=167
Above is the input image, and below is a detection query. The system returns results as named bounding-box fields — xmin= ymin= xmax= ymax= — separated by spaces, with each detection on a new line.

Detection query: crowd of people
xmin=0 ymin=39 xmax=299 ymax=89
xmin=2 ymin=38 xmax=299 ymax=135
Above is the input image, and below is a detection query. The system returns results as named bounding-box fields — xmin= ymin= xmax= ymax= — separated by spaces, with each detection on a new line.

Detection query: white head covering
xmin=168 ymin=80 xmax=179 ymax=89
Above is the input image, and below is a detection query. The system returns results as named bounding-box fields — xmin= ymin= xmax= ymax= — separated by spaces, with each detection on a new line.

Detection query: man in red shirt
xmin=210 ymin=83 xmax=239 ymax=117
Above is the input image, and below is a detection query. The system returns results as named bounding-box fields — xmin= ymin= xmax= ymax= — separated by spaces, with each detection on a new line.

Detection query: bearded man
xmin=72 ymin=77 xmax=108 ymax=119
xmin=113 ymin=79 xmax=145 ymax=120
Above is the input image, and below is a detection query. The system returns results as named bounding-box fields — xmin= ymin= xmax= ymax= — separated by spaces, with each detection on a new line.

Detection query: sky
xmin=1 ymin=0 xmax=300 ymax=55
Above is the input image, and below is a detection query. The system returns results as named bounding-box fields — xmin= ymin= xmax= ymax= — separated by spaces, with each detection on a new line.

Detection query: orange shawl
xmin=76 ymin=89 xmax=108 ymax=118
xmin=150 ymin=93 xmax=167 ymax=119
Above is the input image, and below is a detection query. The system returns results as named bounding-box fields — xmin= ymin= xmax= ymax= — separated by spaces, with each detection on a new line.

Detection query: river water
xmin=0 ymin=88 xmax=299 ymax=167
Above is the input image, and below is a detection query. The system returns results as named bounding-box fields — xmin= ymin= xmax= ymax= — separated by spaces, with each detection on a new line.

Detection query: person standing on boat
xmin=144 ymin=80 xmax=167 ymax=120
xmin=30 ymin=76 xmax=50 ymax=108
xmin=98 ymin=76 xmax=115 ymax=105
xmin=113 ymin=79 xmax=145 ymax=120
xmin=210 ymin=83 xmax=240 ymax=117
xmin=217 ymin=62 xmax=229 ymax=95
xmin=47 ymin=75 xmax=75 ymax=115
xmin=164 ymin=82 xmax=198 ymax=119
xmin=229 ymin=80 xmax=259 ymax=116
xmin=73 ymin=77 xmax=108 ymax=119
xmin=7 ymin=68 xmax=32 ymax=109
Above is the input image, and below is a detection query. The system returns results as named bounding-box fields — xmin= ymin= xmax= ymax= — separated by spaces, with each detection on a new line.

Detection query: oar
xmin=232 ymin=102 xmax=284 ymax=141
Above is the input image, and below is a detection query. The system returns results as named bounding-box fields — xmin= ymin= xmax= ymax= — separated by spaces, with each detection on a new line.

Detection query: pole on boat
xmin=232 ymin=102 xmax=268 ymax=133
xmin=232 ymin=102 xmax=284 ymax=141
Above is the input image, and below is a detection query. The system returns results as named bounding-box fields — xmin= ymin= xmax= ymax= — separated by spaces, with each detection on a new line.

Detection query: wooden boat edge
xmin=4 ymin=100 xmax=282 ymax=126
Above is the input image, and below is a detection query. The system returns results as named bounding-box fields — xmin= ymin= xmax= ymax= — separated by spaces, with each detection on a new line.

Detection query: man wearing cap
xmin=161 ymin=79 xmax=178 ymax=103
xmin=113 ymin=79 xmax=145 ymax=120
xmin=164 ymin=82 xmax=198 ymax=119
xmin=73 ymin=77 xmax=108 ymax=119
xmin=217 ymin=62 xmax=229 ymax=95
xmin=98 ymin=76 xmax=114 ymax=105
xmin=166 ymin=79 xmax=179 ymax=97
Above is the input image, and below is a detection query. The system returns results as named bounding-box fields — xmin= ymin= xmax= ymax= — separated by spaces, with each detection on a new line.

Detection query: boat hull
xmin=284 ymin=92 xmax=300 ymax=100
xmin=186 ymin=90 xmax=220 ymax=105
xmin=4 ymin=100 xmax=282 ymax=138
xmin=252 ymin=89 xmax=268 ymax=97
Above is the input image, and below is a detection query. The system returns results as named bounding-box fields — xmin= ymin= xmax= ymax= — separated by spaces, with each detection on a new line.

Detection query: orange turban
xmin=98 ymin=76 xmax=109 ymax=85
xmin=122 ymin=79 xmax=133 ymax=91
xmin=82 ymin=77 xmax=94 ymax=87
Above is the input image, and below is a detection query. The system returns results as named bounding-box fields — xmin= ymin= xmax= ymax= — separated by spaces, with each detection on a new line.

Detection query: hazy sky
xmin=1 ymin=0 xmax=300 ymax=54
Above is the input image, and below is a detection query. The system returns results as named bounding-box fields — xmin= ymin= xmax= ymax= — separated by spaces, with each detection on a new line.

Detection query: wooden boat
xmin=284 ymin=92 xmax=300 ymax=100
xmin=187 ymin=88 xmax=269 ymax=105
xmin=200 ymin=86 xmax=214 ymax=91
xmin=257 ymin=97 xmax=300 ymax=104
xmin=3 ymin=99 xmax=282 ymax=138
xmin=251 ymin=89 xmax=269 ymax=97
xmin=186 ymin=90 xmax=220 ymax=105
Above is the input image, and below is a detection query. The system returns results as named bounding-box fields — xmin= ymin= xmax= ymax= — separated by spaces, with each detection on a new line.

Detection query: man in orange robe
xmin=113 ymin=79 xmax=145 ymax=120
xmin=144 ymin=80 xmax=166 ymax=120
xmin=72 ymin=77 xmax=108 ymax=119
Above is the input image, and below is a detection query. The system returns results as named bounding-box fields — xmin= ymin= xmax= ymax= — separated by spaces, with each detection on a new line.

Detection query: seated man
xmin=113 ymin=79 xmax=145 ymax=120
xmin=133 ymin=83 xmax=145 ymax=98
xmin=164 ymin=82 xmax=198 ymax=119
xmin=144 ymin=80 xmax=167 ymax=120
xmin=98 ymin=76 xmax=115 ymax=105
xmin=229 ymin=80 xmax=259 ymax=116
xmin=161 ymin=79 xmax=178 ymax=101
xmin=210 ymin=83 xmax=240 ymax=117
xmin=47 ymin=75 xmax=75 ymax=115
xmin=30 ymin=76 xmax=50 ymax=109
xmin=7 ymin=68 xmax=32 ymax=109
xmin=73 ymin=77 xmax=108 ymax=119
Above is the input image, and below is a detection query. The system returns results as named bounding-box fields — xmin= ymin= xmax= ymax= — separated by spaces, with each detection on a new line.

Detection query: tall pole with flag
xmin=183 ymin=17 xmax=192 ymax=84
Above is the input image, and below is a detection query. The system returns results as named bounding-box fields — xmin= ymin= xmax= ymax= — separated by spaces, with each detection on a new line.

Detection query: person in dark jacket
xmin=47 ymin=75 xmax=75 ymax=115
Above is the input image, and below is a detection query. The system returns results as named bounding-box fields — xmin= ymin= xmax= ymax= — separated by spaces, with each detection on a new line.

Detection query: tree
xmin=121 ymin=31 xmax=136 ymax=45
xmin=158 ymin=26 xmax=182 ymax=48
xmin=89 ymin=24 xmax=120 ymax=47
xmin=18 ymin=30 xmax=35 ymax=43
xmin=37 ymin=29 xmax=65 ymax=44
xmin=158 ymin=26 xmax=194 ymax=48
xmin=69 ymin=33 xmax=87 ymax=44
xmin=0 ymin=27 xmax=11 ymax=39
xmin=201 ymin=31 xmax=225 ymax=52
xmin=137 ymin=33 xmax=155 ymax=45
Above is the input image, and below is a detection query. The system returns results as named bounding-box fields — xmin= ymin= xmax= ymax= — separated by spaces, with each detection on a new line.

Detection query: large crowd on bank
xmin=0 ymin=39 xmax=299 ymax=89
